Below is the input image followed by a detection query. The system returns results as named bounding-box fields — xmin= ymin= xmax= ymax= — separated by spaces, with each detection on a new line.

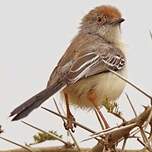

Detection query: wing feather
xmin=65 ymin=47 xmax=125 ymax=84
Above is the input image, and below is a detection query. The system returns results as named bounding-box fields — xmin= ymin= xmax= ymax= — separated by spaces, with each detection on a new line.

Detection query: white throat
xmin=99 ymin=25 xmax=122 ymax=42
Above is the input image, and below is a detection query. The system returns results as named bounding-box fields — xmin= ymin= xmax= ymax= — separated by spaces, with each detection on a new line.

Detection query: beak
xmin=111 ymin=18 xmax=125 ymax=25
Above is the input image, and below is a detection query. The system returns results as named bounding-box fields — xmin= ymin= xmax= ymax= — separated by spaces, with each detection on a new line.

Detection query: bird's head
xmin=80 ymin=5 xmax=125 ymax=43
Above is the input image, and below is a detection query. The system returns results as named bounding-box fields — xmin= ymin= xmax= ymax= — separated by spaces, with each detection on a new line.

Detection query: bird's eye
xmin=97 ymin=16 xmax=102 ymax=22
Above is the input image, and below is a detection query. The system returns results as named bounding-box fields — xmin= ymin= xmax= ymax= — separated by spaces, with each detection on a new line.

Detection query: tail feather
xmin=10 ymin=80 xmax=65 ymax=121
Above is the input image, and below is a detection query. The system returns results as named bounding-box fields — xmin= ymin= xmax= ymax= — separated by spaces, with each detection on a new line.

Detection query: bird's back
xmin=47 ymin=32 xmax=106 ymax=87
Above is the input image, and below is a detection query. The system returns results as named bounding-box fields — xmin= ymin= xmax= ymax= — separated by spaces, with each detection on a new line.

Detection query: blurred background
xmin=0 ymin=0 xmax=152 ymax=150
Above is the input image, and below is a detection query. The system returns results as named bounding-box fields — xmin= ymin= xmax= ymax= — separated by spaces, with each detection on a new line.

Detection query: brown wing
xmin=65 ymin=45 xmax=125 ymax=84
xmin=47 ymin=32 xmax=100 ymax=87
xmin=48 ymin=44 xmax=126 ymax=86
xmin=47 ymin=33 xmax=125 ymax=87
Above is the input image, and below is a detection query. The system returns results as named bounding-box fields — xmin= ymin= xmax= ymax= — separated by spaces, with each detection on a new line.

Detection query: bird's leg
xmin=94 ymin=105 xmax=110 ymax=129
xmin=64 ymin=93 xmax=76 ymax=132
xmin=87 ymin=89 xmax=110 ymax=129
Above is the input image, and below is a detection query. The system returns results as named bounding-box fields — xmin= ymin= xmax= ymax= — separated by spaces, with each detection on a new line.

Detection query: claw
xmin=64 ymin=122 xmax=68 ymax=130
xmin=74 ymin=122 xmax=77 ymax=128
xmin=64 ymin=114 xmax=76 ymax=132
xmin=71 ymin=128 xmax=75 ymax=133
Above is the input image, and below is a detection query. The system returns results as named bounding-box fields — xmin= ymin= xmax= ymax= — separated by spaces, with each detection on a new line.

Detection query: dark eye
xmin=97 ymin=16 xmax=102 ymax=22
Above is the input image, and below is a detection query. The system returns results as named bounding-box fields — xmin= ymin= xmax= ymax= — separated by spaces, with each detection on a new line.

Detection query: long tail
xmin=10 ymin=80 xmax=66 ymax=121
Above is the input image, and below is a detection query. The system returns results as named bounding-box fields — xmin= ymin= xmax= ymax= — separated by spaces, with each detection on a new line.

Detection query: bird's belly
xmin=62 ymin=69 xmax=126 ymax=109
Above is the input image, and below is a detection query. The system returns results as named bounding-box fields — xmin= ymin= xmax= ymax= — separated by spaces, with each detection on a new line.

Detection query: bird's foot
xmin=64 ymin=113 xmax=76 ymax=132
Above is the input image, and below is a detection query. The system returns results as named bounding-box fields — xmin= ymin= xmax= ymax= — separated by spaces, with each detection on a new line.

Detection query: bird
xmin=10 ymin=5 xmax=127 ymax=131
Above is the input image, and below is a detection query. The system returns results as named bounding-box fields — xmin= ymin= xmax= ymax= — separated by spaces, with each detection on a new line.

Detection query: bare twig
xmin=0 ymin=146 xmax=90 ymax=152
xmin=125 ymin=93 xmax=138 ymax=117
xmin=108 ymin=68 xmax=152 ymax=100
xmin=130 ymin=128 xmax=140 ymax=138
xmin=84 ymin=123 xmax=136 ymax=142
xmin=137 ymin=138 xmax=147 ymax=148
xmin=139 ymin=127 xmax=152 ymax=152
xmin=21 ymin=121 xmax=68 ymax=145
xmin=0 ymin=136 xmax=32 ymax=152
xmin=121 ymin=138 xmax=128 ymax=152
xmin=144 ymin=108 xmax=152 ymax=129
xmin=110 ymin=110 xmax=126 ymax=122
xmin=91 ymin=125 xmax=121 ymax=136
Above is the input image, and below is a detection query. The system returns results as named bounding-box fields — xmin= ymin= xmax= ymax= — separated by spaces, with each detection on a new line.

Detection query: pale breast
xmin=62 ymin=68 xmax=127 ymax=109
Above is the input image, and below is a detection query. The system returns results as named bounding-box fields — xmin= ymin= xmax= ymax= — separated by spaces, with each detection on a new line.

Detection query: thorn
xmin=125 ymin=93 xmax=137 ymax=117
xmin=142 ymin=105 xmax=148 ymax=110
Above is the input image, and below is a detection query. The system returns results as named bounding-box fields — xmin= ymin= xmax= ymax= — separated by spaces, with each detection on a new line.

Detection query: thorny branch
xmin=83 ymin=106 xmax=152 ymax=151
xmin=1 ymin=105 xmax=151 ymax=152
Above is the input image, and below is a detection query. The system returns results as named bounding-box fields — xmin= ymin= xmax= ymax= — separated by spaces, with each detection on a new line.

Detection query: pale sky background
xmin=0 ymin=0 xmax=152 ymax=150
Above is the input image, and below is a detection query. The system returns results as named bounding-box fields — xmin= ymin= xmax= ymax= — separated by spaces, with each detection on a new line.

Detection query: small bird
xmin=10 ymin=5 xmax=127 ymax=130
